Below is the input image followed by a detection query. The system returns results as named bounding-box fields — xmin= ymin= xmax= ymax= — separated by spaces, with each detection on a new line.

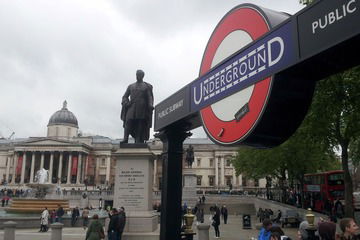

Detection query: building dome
xmin=48 ymin=101 xmax=78 ymax=128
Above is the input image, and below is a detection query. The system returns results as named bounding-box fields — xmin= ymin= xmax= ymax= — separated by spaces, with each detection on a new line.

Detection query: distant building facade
xmin=0 ymin=101 xmax=265 ymax=190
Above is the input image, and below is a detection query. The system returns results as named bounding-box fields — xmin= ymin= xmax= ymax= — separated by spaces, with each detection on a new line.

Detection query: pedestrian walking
xmin=82 ymin=207 xmax=90 ymax=229
xmin=50 ymin=209 xmax=56 ymax=224
xmin=202 ymin=195 xmax=206 ymax=204
xmin=196 ymin=208 xmax=204 ymax=225
xmin=118 ymin=207 xmax=126 ymax=240
xmin=107 ymin=208 xmax=119 ymax=240
xmin=56 ymin=204 xmax=65 ymax=223
xmin=211 ymin=205 xmax=220 ymax=238
xmin=39 ymin=207 xmax=49 ymax=232
xmin=221 ymin=205 xmax=228 ymax=224
xmin=334 ymin=199 xmax=344 ymax=219
xmin=71 ymin=206 xmax=80 ymax=227
xmin=258 ymin=219 xmax=272 ymax=240
xmin=86 ymin=214 xmax=105 ymax=240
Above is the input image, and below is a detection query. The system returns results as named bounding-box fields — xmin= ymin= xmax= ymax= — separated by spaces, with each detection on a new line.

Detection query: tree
xmin=307 ymin=66 xmax=360 ymax=217
xmin=299 ymin=0 xmax=360 ymax=218
xmin=232 ymin=121 xmax=339 ymax=203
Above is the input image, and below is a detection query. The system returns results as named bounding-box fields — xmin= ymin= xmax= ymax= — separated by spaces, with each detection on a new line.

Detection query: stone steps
xmin=6 ymin=198 xmax=70 ymax=213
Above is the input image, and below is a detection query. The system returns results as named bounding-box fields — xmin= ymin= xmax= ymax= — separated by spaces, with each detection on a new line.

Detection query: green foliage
xmin=300 ymin=0 xmax=314 ymax=5
xmin=307 ymin=66 xmax=360 ymax=217
xmin=232 ymin=121 xmax=338 ymax=183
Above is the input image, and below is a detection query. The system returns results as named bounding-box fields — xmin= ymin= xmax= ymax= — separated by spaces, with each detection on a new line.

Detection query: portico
xmin=6 ymin=138 xmax=92 ymax=186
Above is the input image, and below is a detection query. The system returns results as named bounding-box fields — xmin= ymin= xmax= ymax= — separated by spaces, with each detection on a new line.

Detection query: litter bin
xmin=243 ymin=214 xmax=252 ymax=229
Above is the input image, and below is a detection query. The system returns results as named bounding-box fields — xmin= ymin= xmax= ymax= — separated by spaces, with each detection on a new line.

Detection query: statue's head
xmin=136 ymin=69 xmax=145 ymax=82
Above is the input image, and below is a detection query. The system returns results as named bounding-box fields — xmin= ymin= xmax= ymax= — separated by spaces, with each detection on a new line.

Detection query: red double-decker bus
xmin=303 ymin=170 xmax=344 ymax=212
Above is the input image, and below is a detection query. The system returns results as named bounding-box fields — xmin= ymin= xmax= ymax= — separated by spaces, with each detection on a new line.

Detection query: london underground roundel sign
xmin=199 ymin=4 xmax=315 ymax=147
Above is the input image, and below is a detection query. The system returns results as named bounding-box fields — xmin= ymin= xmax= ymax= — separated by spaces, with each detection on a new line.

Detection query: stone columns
xmin=58 ymin=152 xmax=63 ymax=184
xmin=105 ymin=156 xmax=110 ymax=183
xmin=95 ymin=157 xmax=100 ymax=184
xmin=76 ymin=153 xmax=82 ymax=184
xmin=5 ymin=157 xmax=10 ymax=183
xmin=49 ymin=152 xmax=54 ymax=183
xmin=20 ymin=152 xmax=27 ymax=184
xmin=67 ymin=152 xmax=72 ymax=184
xmin=84 ymin=155 xmax=88 ymax=181
xmin=153 ymin=156 xmax=158 ymax=187
xmin=232 ymin=167 xmax=237 ymax=186
xmin=30 ymin=152 xmax=36 ymax=183
xmin=3 ymin=221 xmax=17 ymax=240
xmin=51 ymin=222 xmax=63 ymax=240
xmin=215 ymin=157 xmax=219 ymax=187
xmin=40 ymin=152 xmax=44 ymax=169
xmin=238 ymin=175 xmax=242 ymax=186
xmin=11 ymin=152 xmax=17 ymax=184
xmin=220 ymin=156 xmax=225 ymax=186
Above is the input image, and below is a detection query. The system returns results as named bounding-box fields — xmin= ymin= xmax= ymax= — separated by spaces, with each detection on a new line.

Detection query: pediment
xmin=21 ymin=138 xmax=75 ymax=146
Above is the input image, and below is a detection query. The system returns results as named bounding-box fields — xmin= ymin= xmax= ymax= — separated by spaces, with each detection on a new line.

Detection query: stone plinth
xmin=182 ymin=168 xmax=197 ymax=207
xmin=113 ymin=145 xmax=158 ymax=232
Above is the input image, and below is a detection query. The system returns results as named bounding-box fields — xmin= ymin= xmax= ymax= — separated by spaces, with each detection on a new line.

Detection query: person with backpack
xmin=86 ymin=214 xmax=105 ymax=240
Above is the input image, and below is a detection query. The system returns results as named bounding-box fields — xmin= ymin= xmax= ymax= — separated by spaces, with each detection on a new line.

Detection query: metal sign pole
xmin=156 ymin=127 xmax=191 ymax=240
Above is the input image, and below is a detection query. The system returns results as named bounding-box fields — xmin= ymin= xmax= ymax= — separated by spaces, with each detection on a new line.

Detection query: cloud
xmin=0 ymin=0 xmax=304 ymax=139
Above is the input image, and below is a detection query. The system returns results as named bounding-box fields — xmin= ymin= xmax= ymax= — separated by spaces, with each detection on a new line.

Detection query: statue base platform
xmin=113 ymin=146 xmax=157 ymax=232
xmin=120 ymin=142 xmax=148 ymax=148
xmin=183 ymin=168 xmax=197 ymax=207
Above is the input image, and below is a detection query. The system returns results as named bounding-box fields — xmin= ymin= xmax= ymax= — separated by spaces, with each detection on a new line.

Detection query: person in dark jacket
xmin=221 ymin=205 xmax=228 ymax=224
xmin=56 ymin=204 xmax=65 ymax=223
xmin=212 ymin=205 xmax=221 ymax=238
xmin=107 ymin=208 xmax=119 ymax=240
xmin=71 ymin=207 xmax=80 ymax=227
xmin=118 ymin=207 xmax=126 ymax=240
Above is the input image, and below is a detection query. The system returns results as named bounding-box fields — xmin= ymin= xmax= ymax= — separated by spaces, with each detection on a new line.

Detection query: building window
xmin=158 ymin=177 xmax=162 ymax=190
xmin=197 ymin=158 xmax=201 ymax=167
xmin=254 ymin=179 xmax=259 ymax=187
xmin=242 ymin=176 xmax=247 ymax=187
xmin=100 ymin=175 xmax=106 ymax=184
xmin=226 ymin=158 xmax=231 ymax=167
xmin=209 ymin=158 xmax=214 ymax=167
xmin=67 ymin=128 xmax=71 ymax=137
xmin=209 ymin=176 xmax=215 ymax=186
xmin=226 ymin=176 xmax=232 ymax=186
xmin=56 ymin=127 xmax=59 ymax=136
xmin=197 ymin=176 xmax=202 ymax=186
xmin=101 ymin=158 xmax=106 ymax=166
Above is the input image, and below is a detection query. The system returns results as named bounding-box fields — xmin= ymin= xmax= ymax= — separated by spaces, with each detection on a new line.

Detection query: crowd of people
xmin=255 ymin=207 xmax=360 ymax=240
xmin=36 ymin=204 xmax=127 ymax=240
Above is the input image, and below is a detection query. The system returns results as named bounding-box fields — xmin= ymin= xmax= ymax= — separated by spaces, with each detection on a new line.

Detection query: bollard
xmin=3 ymin=221 xmax=17 ymax=240
xmin=197 ymin=224 xmax=210 ymax=240
xmin=51 ymin=222 xmax=64 ymax=240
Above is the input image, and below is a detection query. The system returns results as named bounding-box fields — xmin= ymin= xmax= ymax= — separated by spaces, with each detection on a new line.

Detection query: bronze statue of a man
xmin=185 ymin=145 xmax=194 ymax=168
xmin=121 ymin=70 xmax=154 ymax=144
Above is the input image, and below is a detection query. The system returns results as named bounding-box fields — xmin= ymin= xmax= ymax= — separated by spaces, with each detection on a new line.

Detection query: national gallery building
xmin=0 ymin=102 xmax=265 ymax=190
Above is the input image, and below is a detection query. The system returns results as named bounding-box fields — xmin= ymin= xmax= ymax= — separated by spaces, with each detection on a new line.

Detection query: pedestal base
xmin=113 ymin=146 xmax=158 ymax=233
xmin=182 ymin=168 xmax=197 ymax=207
xmin=125 ymin=211 xmax=159 ymax=232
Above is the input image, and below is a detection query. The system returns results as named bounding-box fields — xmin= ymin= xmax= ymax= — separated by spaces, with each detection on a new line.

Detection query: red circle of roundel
xmin=200 ymin=6 xmax=272 ymax=145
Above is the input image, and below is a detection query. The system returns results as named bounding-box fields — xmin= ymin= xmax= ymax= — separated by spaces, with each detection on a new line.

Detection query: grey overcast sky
xmin=0 ymin=0 xmax=304 ymax=139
